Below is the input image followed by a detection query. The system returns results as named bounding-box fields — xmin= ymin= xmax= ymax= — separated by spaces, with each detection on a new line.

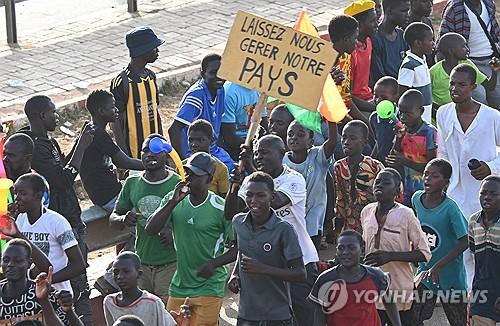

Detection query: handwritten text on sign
xmin=218 ymin=11 xmax=338 ymax=111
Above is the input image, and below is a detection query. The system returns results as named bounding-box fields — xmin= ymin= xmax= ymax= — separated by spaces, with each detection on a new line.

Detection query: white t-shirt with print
xmin=16 ymin=208 xmax=78 ymax=292
xmin=239 ymin=165 xmax=319 ymax=264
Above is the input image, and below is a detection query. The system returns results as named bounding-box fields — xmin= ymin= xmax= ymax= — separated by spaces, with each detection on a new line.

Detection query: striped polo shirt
xmin=398 ymin=51 xmax=432 ymax=123
xmin=468 ymin=211 xmax=500 ymax=321
xmin=110 ymin=67 xmax=162 ymax=158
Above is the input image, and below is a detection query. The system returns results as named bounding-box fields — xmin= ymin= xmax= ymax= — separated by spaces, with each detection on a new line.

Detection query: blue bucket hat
xmin=126 ymin=26 xmax=165 ymax=58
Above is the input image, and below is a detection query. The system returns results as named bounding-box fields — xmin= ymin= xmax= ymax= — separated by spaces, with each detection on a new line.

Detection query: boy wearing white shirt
xmin=13 ymin=173 xmax=85 ymax=293
xmin=225 ymin=134 xmax=319 ymax=326
xmin=436 ymin=63 xmax=500 ymax=289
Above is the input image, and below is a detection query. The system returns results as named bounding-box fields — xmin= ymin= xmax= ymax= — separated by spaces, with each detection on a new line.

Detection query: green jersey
xmin=116 ymin=172 xmax=180 ymax=265
xmin=159 ymin=191 xmax=233 ymax=298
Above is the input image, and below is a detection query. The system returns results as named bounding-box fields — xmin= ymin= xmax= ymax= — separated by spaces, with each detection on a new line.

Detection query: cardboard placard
xmin=218 ymin=11 xmax=338 ymax=111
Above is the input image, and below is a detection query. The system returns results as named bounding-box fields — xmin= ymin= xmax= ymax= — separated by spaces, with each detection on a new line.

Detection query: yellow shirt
xmin=181 ymin=156 xmax=229 ymax=196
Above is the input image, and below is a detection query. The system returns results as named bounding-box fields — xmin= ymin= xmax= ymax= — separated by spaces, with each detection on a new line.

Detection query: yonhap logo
xmin=317 ymin=280 xmax=349 ymax=314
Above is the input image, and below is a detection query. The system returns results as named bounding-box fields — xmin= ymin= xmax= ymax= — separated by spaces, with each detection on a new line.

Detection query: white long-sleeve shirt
xmin=437 ymin=103 xmax=500 ymax=217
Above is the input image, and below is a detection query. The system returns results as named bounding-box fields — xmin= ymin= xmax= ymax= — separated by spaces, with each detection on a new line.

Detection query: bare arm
xmin=347 ymin=102 xmax=370 ymax=127
xmin=271 ymin=191 xmax=292 ymax=210
xmin=424 ymin=236 xmax=468 ymax=284
xmin=323 ymin=121 xmax=338 ymax=159
xmin=398 ymin=85 xmax=410 ymax=98
xmin=168 ymin=120 xmax=188 ymax=160
xmin=482 ymin=70 xmax=498 ymax=91
xmin=390 ymin=250 xmax=427 ymax=263
xmin=364 ymin=250 xmax=427 ymax=266
xmin=111 ymin=116 xmax=129 ymax=156
xmin=3 ymin=219 xmax=52 ymax=273
xmin=145 ymin=182 xmax=188 ymax=235
xmin=39 ymin=298 xmax=65 ymax=326
xmin=352 ymin=96 xmax=375 ymax=113
xmin=52 ymin=246 xmax=85 ymax=284
xmin=220 ymin=123 xmax=245 ymax=153
xmin=241 ymin=255 xmax=306 ymax=282
xmin=145 ymin=199 xmax=177 ymax=236
xmin=109 ymin=206 xmax=132 ymax=230
xmin=432 ymin=236 xmax=470 ymax=268
xmin=111 ymin=150 xmax=144 ymax=170
xmin=224 ymin=191 xmax=246 ymax=220
xmin=382 ymin=301 xmax=402 ymax=326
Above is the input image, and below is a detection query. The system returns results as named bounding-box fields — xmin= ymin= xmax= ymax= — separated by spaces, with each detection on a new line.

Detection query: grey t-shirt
xmin=283 ymin=145 xmax=331 ymax=236
xmin=233 ymin=211 xmax=303 ymax=321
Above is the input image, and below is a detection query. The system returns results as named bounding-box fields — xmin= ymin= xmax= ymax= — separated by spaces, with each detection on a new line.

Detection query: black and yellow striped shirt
xmin=110 ymin=67 xmax=162 ymax=158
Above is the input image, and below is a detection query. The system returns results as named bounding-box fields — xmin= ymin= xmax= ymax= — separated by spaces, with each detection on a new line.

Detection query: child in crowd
xmin=228 ymin=172 xmax=307 ymax=325
xmin=328 ymin=14 xmax=370 ymax=126
xmin=146 ymin=152 xmax=236 ymax=326
xmin=168 ymin=54 xmax=234 ymax=171
xmin=268 ymin=104 xmax=295 ymax=150
xmin=113 ymin=315 xmax=145 ymax=326
xmin=411 ymin=159 xmax=468 ymax=325
xmin=225 ymin=135 xmax=319 ymax=326
xmin=371 ymin=0 xmax=409 ymax=82
xmin=386 ymin=89 xmax=437 ymax=207
xmin=220 ymin=81 xmax=263 ymax=161
xmin=13 ymin=173 xmax=85 ymax=293
xmin=81 ymin=90 xmax=144 ymax=212
xmin=0 ymin=221 xmax=81 ymax=325
xmin=361 ymin=168 xmax=431 ymax=324
xmin=437 ymin=64 xmax=500 ymax=291
xmin=103 ymin=252 xmax=190 ymax=326
xmin=430 ymin=32 xmax=500 ymax=108
xmin=21 ymin=95 xmax=93 ymax=323
xmin=345 ymin=0 xmax=379 ymax=113
xmin=283 ymin=119 xmax=337 ymax=250
xmin=408 ymin=0 xmax=435 ymax=66
xmin=109 ymin=134 xmax=180 ymax=302
xmin=409 ymin=0 xmax=433 ymax=29
xmin=369 ymin=76 xmax=399 ymax=165
xmin=309 ymin=230 xmax=401 ymax=326
xmin=468 ymin=176 xmax=500 ymax=325
xmin=398 ymin=22 xmax=434 ymax=123
xmin=186 ymin=119 xmax=229 ymax=197
xmin=334 ymin=120 xmax=384 ymax=236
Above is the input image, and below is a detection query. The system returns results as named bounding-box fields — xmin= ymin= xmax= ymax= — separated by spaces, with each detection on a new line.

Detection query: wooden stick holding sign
xmin=230 ymin=93 xmax=267 ymax=194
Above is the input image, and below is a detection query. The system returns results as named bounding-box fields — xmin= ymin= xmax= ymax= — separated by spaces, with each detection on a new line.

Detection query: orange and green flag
xmin=292 ymin=9 xmax=348 ymax=123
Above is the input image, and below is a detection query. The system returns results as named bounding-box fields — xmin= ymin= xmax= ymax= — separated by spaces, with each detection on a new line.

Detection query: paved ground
xmin=0 ymin=0 xmax=345 ymax=121
xmin=1 ymin=0 xmax=453 ymax=324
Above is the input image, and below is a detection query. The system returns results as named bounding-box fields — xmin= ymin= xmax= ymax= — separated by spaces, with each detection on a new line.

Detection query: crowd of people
xmin=0 ymin=0 xmax=500 ymax=325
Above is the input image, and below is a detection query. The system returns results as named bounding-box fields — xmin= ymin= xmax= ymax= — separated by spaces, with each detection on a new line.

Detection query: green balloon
xmin=376 ymin=100 xmax=395 ymax=119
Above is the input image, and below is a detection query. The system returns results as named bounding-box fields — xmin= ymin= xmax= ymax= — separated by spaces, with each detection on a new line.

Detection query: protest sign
xmin=218 ymin=11 xmax=338 ymax=111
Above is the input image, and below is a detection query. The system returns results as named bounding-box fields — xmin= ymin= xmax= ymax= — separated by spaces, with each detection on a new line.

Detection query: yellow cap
xmin=344 ymin=0 xmax=376 ymax=16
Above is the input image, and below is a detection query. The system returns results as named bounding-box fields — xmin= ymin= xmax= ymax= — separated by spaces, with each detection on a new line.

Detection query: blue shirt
xmin=412 ymin=191 xmax=468 ymax=293
xmin=371 ymin=27 xmax=408 ymax=82
xmin=175 ymin=79 xmax=235 ymax=170
xmin=369 ymin=111 xmax=398 ymax=165
xmin=221 ymin=82 xmax=262 ymax=138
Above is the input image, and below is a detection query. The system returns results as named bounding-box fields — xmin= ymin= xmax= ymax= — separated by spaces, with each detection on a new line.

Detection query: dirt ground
xmin=54 ymin=93 xmax=184 ymax=155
